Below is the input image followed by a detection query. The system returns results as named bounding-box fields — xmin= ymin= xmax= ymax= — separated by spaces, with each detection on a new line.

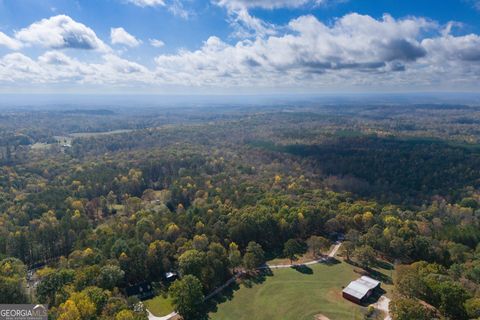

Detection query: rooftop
xmin=342 ymin=276 xmax=380 ymax=300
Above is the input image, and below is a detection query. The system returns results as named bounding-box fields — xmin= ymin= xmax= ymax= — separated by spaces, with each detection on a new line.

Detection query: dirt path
xmin=147 ymin=310 xmax=177 ymax=320
xmin=370 ymin=295 xmax=391 ymax=320
xmin=266 ymin=241 xmax=342 ymax=269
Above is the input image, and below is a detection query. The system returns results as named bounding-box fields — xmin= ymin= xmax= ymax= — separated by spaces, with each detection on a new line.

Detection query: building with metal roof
xmin=342 ymin=276 xmax=381 ymax=304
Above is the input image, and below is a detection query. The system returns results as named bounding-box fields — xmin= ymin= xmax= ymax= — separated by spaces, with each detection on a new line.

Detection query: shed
xmin=165 ymin=271 xmax=178 ymax=281
xmin=342 ymin=276 xmax=381 ymax=304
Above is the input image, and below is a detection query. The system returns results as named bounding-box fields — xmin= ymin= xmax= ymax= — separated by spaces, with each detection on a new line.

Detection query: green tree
xmin=354 ymin=245 xmax=376 ymax=270
xmin=465 ymin=297 xmax=480 ymax=319
xmin=228 ymin=242 xmax=242 ymax=273
xmin=390 ymin=297 xmax=435 ymax=320
xmin=169 ymin=275 xmax=205 ymax=320
xmin=0 ymin=258 xmax=28 ymax=303
xmin=36 ymin=269 xmax=75 ymax=306
xmin=342 ymin=241 xmax=355 ymax=261
xmin=97 ymin=265 xmax=125 ymax=290
xmin=429 ymin=281 xmax=469 ymax=320
xmin=394 ymin=265 xmax=427 ymax=299
xmin=178 ymin=249 xmax=207 ymax=280
xmin=243 ymin=241 xmax=265 ymax=271
xmin=283 ymin=239 xmax=303 ymax=263
xmin=306 ymin=236 xmax=330 ymax=258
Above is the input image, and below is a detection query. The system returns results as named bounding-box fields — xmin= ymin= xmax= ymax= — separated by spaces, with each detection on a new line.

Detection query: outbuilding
xmin=342 ymin=276 xmax=381 ymax=304
xmin=165 ymin=271 xmax=178 ymax=281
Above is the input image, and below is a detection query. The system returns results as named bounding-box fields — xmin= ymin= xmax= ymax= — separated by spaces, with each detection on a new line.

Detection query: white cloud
xmin=149 ymin=38 xmax=165 ymax=47
xmin=126 ymin=0 xmax=165 ymax=7
xmin=154 ymin=14 xmax=434 ymax=87
xmin=1 ymin=13 xmax=480 ymax=92
xmin=111 ymin=27 xmax=142 ymax=47
xmin=15 ymin=15 xmax=109 ymax=51
xmin=228 ymin=8 xmax=277 ymax=38
xmin=0 ymin=31 xmax=22 ymax=50
xmin=0 ymin=53 xmax=43 ymax=83
xmin=125 ymin=0 xmax=190 ymax=18
xmin=0 ymin=51 xmax=153 ymax=85
xmin=167 ymin=0 xmax=191 ymax=19
xmin=216 ymin=0 xmax=334 ymax=38
xmin=216 ymin=0 xmax=312 ymax=10
xmin=422 ymin=34 xmax=480 ymax=62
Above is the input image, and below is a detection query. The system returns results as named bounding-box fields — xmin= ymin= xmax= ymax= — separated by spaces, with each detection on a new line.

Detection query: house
xmin=342 ymin=276 xmax=381 ymax=304
xmin=165 ymin=271 xmax=178 ymax=281
xmin=125 ymin=282 xmax=154 ymax=300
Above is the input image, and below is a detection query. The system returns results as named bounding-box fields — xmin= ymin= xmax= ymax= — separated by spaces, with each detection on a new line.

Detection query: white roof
xmin=342 ymin=276 xmax=380 ymax=300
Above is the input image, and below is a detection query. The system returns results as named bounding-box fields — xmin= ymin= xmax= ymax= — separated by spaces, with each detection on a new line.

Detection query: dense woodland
xmin=1 ymin=103 xmax=480 ymax=319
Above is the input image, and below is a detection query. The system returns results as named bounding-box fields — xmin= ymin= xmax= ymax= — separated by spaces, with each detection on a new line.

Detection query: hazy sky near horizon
xmin=0 ymin=0 xmax=479 ymax=94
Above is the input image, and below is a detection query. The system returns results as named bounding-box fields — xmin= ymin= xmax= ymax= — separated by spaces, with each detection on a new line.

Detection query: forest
xmin=1 ymin=103 xmax=480 ymax=320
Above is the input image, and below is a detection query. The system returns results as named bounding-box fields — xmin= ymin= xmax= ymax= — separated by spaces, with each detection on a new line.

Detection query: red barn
xmin=342 ymin=276 xmax=381 ymax=304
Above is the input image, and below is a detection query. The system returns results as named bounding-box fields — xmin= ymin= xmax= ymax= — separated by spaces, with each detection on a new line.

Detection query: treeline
xmin=1 ymin=107 xmax=480 ymax=319
xmin=254 ymin=136 xmax=480 ymax=204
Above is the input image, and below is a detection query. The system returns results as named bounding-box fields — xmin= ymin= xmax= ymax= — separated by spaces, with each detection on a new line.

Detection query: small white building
xmin=165 ymin=271 xmax=178 ymax=281
xmin=342 ymin=276 xmax=381 ymax=303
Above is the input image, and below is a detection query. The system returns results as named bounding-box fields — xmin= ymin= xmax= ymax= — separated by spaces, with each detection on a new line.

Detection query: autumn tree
xmin=228 ymin=242 xmax=242 ymax=272
xmin=390 ymin=296 xmax=435 ymax=320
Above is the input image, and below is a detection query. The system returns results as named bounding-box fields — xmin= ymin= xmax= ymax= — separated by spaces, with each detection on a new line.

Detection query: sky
xmin=0 ymin=0 xmax=479 ymax=94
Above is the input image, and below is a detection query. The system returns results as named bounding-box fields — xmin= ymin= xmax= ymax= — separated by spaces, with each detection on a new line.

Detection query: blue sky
xmin=0 ymin=0 xmax=479 ymax=94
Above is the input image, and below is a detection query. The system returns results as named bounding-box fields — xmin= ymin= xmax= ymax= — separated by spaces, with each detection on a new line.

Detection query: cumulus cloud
xmin=126 ymin=0 xmax=165 ymax=7
xmin=149 ymin=39 xmax=165 ymax=47
xmin=111 ymin=27 xmax=142 ymax=47
xmin=0 ymin=31 xmax=22 ymax=50
xmin=216 ymin=0 xmax=337 ymax=38
xmin=153 ymin=13 xmax=435 ymax=86
xmin=422 ymin=34 xmax=480 ymax=62
xmin=0 ymin=51 xmax=152 ymax=85
xmin=1 ymin=12 xmax=480 ymax=92
xmin=15 ymin=15 xmax=109 ymax=51
xmin=0 ymin=53 xmax=45 ymax=83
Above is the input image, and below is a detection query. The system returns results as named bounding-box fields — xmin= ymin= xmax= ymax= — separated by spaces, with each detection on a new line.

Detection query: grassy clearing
xmin=70 ymin=129 xmax=134 ymax=137
xmin=144 ymin=295 xmax=174 ymax=317
xmin=210 ymin=259 xmax=393 ymax=320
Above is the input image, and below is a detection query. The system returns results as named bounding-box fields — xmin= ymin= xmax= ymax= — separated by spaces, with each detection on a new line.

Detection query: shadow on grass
xmin=204 ymin=270 xmax=274 ymax=318
xmin=368 ymin=268 xmax=393 ymax=285
xmin=204 ymin=281 xmax=240 ymax=315
xmin=375 ymin=260 xmax=394 ymax=270
xmin=360 ymin=287 xmax=387 ymax=307
xmin=344 ymin=259 xmax=393 ymax=285
xmin=324 ymin=257 xmax=341 ymax=266
xmin=242 ymin=269 xmax=273 ymax=288
xmin=291 ymin=264 xmax=313 ymax=274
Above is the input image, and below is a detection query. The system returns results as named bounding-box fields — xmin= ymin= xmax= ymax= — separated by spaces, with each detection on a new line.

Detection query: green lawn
xmin=144 ymin=295 xmax=174 ymax=317
xmin=210 ymin=261 xmax=391 ymax=320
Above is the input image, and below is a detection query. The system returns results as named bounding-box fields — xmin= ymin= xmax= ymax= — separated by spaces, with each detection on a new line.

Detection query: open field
xmin=144 ymin=295 xmax=174 ymax=317
xmin=209 ymin=260 xmax=392 ymax=320
xmin=70 ymin=129 xmax=134 ymax=137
